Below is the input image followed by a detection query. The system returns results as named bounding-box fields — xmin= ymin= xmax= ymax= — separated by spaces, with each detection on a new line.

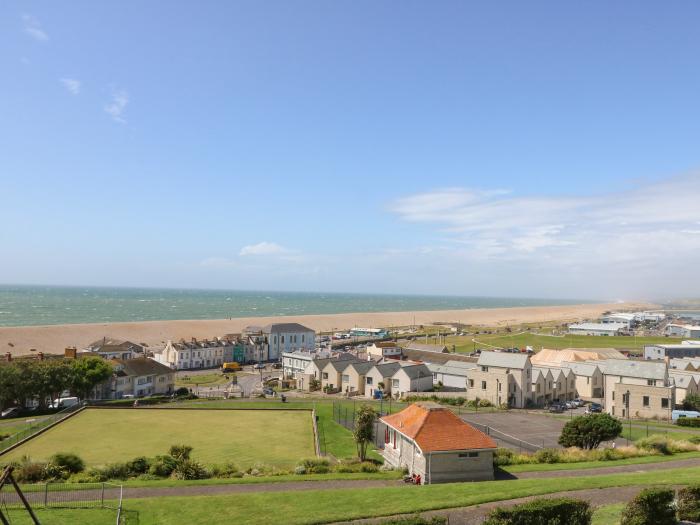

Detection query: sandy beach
xmin=0 ymin=302 xmax=652 ymax=357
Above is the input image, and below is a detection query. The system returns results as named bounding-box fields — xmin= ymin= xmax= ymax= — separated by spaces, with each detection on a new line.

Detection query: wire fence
xmin=0 ymin=404 xmax=84 ymax=455
xmin=332 ymin=400 xmax=404 ymax=450
xmin=0 ymin=481 xmax=123 ymax=510
xmin=462 ymin=419 xmax=542 ymax=452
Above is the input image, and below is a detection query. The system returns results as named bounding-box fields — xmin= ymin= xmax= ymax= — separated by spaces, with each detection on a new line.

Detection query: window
xmin=469 ymin=379 xmax=474 ymax=388
xmin=433 ymin=373 xmax=437 ymax=381
xmin=481 ymin=381 xmax=487 ymax=390
xmin=322 ymin=372 xmax=328 ymax=380
xmin=647 ymin=379 xmax=655 ymax=386
xmin=643 ymin=396 xmax=650 ymax=407
xmin=612 ymin=391 xmax=615 ymax=401
xmin=302 ymin=335 xmax=305 ymax=343
xmin=281 ymin=336 xmax=285 ymax=344
xmin=662 ymin=398 xmax=669 ymax=408
xmin=498 ymin=382 xmax=502 ymax=392
xmin=481 ymin=366 xmax=488 ymax=372
xmin=392 ymin=379 xmax=400 ymax=389
xmin=159 ymin=377 xmax=165 ymax=383
xmin=587 ymin=377 xmax=590 ymax=385
xmin=458 ymin=452 xmax=478 ymax=458
xmin=366 ymin=377 xmax=373 ymax=385
xmin=536 ymin=384 xmax=541 ymax=393
xmin=342 ymin=374 xmax=349 ymax=383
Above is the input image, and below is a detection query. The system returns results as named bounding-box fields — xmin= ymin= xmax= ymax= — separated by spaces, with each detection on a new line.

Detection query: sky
xmin=1 ymin=1 xmax=700 ymax=301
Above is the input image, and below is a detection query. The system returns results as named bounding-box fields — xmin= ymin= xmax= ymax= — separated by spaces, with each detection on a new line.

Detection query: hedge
xmin=483 ymin=497 xmax=592 ymax=525
xmin=676 ymin=417 xmax=700 ymax=427
xmin=620 ymin=488 xmax=676 ymax=525
xmin=677 ymin=485 xmax=700 ymax=522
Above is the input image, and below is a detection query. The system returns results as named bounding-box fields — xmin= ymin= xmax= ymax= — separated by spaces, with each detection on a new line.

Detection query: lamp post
xmin=626 ymin=389 xmax=631 ymax=445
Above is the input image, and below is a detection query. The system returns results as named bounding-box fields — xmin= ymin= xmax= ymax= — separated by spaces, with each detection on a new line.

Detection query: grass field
xmin=592 ymin=503 xmax=624 ymax=525
xmin=446 ymin=331 xmax=681 ymax=353
xmin=1 ymin=408 xmax=315 ymax=468
xmin=117 ymin=466 xmax=700 ymax=524
xmin=175 ymin=373 xmax=232 ymax=387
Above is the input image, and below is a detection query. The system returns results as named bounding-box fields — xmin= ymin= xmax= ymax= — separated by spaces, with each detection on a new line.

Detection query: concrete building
xmin=601 ymin=359 xmax=674 ymax=419
xmin=97 ymin=357 xmax=175 ymax=399
xmin=348 ymin=327 xmax=389 ymax=338
xmin=562 ymin=361 xmax=604 ymax=399
xmin=282 ymin=349 xmax=332 ymax=380
xmin=84 ymin=338 xmax=143 ymax=360
xmin=152 ymin=338 xmax=227 ymax=370
xmin=466 ymin=352 xmax=532 ymax=408
xmin=531 ymin=368 xmax=553 ymax=407
xmin=670 ymin=371 xmax=699 ymax=406
xmin=428 ymin=360 xmax=476 ymax=390
xmin=380 ymin=403 xmax=497 ymax=484
xmin=263 ymin=323 xmax=315 ymax=361
xmin=568 ymin=322 xmax=628 ymax=336
xmin=600 ymin=313 xmax=636 ymax=327
xmin=340 ymin=361 xmax=375 ymax=396
xmin=665 ymin=324 xmax=700 ymax=338
xmin=389 ymin=363 xmax=433 ymax=398
xmin=645 ymin=344 xmax=700 ymax=361
xmin=366 ymin=342 xmax=402 ymax=361
xmin=364 ymin=362 xmax=402 ymax=399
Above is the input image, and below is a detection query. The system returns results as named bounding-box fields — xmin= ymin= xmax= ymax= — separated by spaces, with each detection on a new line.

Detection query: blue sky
xmin=2 ymin=2 xmax=700 ymax=300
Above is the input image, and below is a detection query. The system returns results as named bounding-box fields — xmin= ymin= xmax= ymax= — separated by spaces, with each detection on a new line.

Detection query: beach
xmin=0 ymin=302 xmax=651 ymax=356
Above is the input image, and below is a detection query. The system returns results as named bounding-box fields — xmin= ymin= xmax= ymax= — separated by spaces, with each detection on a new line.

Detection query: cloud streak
xmin=60 ymin=78 xmax=81 ymax=95
xmin=239 ymin=242 xmax=288 ymax=256
xmin=22 ymin=14 xmax=49 ymax=42
xmin=104 ymin=90 xmax=129 ymax=123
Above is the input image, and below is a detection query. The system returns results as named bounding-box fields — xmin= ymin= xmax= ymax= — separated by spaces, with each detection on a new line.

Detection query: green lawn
xmin=5 ymin=508 xmax=118 ymax=525
xmin=1 ymin=408 xmax=315 ymax=469
xmin=175 ymin=373 xmax=232 ymax=387
xmin=448 ymin=331 xmax=682 ymax=353
xmin=592 ymin=503 xmax=624 ymax=525
xmin=120 ymin=466 xmax=700 ymax=524
xmin=0 ymin=415 xmax=53 ymax=438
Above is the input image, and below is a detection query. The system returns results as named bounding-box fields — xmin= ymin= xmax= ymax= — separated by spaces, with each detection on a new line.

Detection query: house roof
xmin=670 ymin=358 xmax=700 ymax=371
xmin=349 ymin=361 xmax=375 ymax=375
xmin=598 ymin=359 xmax=667 ymax=381
xmin=477 ymin=351 xmax=530 ymax=369
xmin=373 ymin=362 xmax=402 ymax=377
xmin=531 ymin=348 xmax=626 ymax=366
xmin=405 ymin=343 xmax=449 ymax=353
xmin=670 ymin=371 xmax=699 ymax=389
xmin=113 ymin=358 xmax=174 ymax=377
xmin=568 ymin=323 xmax=628 ymax=331
xmin=262 ymin=323 xmax=313 ymax=334
xmin=398 ymin=364 xmax=433 ymax=380
xmin=381 ymin=403 xmax=497 ymax=452
xmin=428 ymin=361 xmax=476 ymax=377
xmin=561 ymin=361 xmax=601 ymax=377
xmin=87 ymin=338 xmax=143 ymax=353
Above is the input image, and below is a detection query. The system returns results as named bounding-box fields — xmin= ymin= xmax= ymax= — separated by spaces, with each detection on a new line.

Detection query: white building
xmin=665 ymin=324 xmax=700 ymax=338
xmin=263 ymin=323 xmax=315 ymax=361
xmin=366 ymin=342 xmax=402 ymax=361
xmin=282 ymin=348 xmax=331 ymax=379
xmin=568 ymin=322 xmax=628 ymax=336
xmin=645 ymin=344 xmax=700 ymax=361
xmin=152 ymin=338 xmax=226 ymax=370
xmin=427 ymin=360 xmax=476 ymax=390
xmin=600 ymin=313 xmax=636 ymax=327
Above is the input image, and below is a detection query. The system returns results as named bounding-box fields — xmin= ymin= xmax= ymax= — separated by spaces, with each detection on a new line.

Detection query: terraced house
xmin=153 ymin=338 xmax=229 ymax=369
xmin=466 ymin=352 xmax=532 ymax=408
xmin=96 ymin=358 xmax=175 ymax=399
xmin=601 ymin=359 xmax=674 ymax=419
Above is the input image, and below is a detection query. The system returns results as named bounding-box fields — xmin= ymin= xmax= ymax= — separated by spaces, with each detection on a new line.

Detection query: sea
xmin=0 ymin=285 xmax=592 ymax=327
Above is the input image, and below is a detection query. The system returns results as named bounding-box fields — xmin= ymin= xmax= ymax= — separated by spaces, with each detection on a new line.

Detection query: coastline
xmin=0 ymin=302 xmax=652 ymax=356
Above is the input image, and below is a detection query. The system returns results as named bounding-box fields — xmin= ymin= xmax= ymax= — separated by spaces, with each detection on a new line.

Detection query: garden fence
xmin=0 ymin=404 xmax=84 ymax=455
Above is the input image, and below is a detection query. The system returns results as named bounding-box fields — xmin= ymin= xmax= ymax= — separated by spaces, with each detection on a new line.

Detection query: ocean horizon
xmin=0 ymin=284 xmax=597 ymax=328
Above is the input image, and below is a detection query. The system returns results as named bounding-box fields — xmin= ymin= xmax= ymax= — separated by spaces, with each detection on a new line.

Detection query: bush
xmin=478 ymin=399 xmax=492 ymax=408
xmin=677 ymin=485 xmax=700 ymax=522
xmin=149 ymin=455 xmax=179 ymax=477
xmin=635 ymin=435 xmax=672 ymax=455
xmin=559 ymin=413 xmax=622 ymax=449
xmin=297 ymin=458 xmax=330 ymax=474
xmin=174 ymin=387 xmax=190 ymax=397
xmin=483 ymin=497 xmax=592 ymax=525
xmin=172 ymin=459 xmax=209 ymax=480
xmin=493 ymin=448 xmax=515 ymax=466
xmin=50 ymin=453 xmax=85 ymax=474
xmin=689 ymin=436 xmax=700 ymax=444
xmin=169 ymin=444 xmax=193 ymax=462
xmin=534 ymin=449 xmax=560 ymax=464
xmin=126 ymin=456 xmax=151 ymax=475
xmin=620 ymin=488 xmax=676 ymax=525
xmin=676 ymin=417 xmax=700 ymax=428
xmin=209 ymin=462 xmax=239 ymax=479
xmin=89 ymin=462 xmax=130 ymax=481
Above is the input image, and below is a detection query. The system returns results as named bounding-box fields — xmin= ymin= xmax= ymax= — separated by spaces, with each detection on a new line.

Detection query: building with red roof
xmin=380 ymin=402 xmax=497 ymax=483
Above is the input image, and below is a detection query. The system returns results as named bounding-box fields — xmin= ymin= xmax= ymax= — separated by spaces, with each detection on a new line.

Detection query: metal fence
xmin=0 ymin=404 xmax=84 ymax=455
xmin=331 ymin=400 xmax=403 ymax=450
xmin=462 ymin=419 xmax=542 ymax=452
xmin=0 ymin=481 xmax=123 ymax=510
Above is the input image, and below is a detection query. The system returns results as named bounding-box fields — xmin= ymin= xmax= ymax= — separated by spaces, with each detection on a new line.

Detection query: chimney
xmin=38 ymin=352 xmax=44 ymax=361
xmin=192 ymin=337 xmax=197 ymax=343
xmin=5 ymin=352 xmax=11 ymax=362
xmin=64 ymin=347 xmax=77 ymax=359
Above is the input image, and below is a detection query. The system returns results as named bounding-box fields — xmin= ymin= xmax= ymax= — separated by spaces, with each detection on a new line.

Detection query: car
xmin=565 ymin=401 xmax=576 ymax=409
xmin=548 ymin=404 xmax=564 ymax=413
xmin=572 ymin=398 xmax=584 ymax=407
xmin=263 ymin=388 xmax=275 ymax=396
xmin=588 ymin=403 xmax=603 ymax=413
xmin=254 ymin=363 xmax=265 ymax=369
xmin=1 ymin=407 xmax=22 ymax=419
xmin=272 ymin=363 xmax=282 ymax=369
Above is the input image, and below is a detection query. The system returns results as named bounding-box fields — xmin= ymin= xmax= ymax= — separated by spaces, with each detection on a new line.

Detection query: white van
xmin=50 ymin=397 xmax=80 ymax=409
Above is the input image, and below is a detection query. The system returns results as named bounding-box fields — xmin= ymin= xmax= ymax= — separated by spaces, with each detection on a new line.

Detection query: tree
xmin=0 ymin=364 xmax=20 ymax=409
xmin=558 ymin=413 xmax=622 ymax=449
xmin=69 ymin=357 xmax=113 ymax=400
xmin=353 ymin=404 xmax=377 ymax=461
xmin=683 ymin=393 xmax=700 ymax=411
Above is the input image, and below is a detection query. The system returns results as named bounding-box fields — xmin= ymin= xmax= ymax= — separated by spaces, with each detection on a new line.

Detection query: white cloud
xmin=104 ymin=90 xmax=129 ymax=123
xmin=22 ymin=14 xmax=49 ymax=42
xmin=60 ymin=78 xmax=81 ymax=95
xmin=239 ymin=242 xmax=288 ymax=256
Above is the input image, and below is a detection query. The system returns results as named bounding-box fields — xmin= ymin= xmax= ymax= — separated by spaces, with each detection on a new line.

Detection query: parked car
xmin=572 ymin=398 xmax=584 ymax=407
xmin=548 ymin=404 xmax=564 ymax=413
xmin=254 ymin=363 xmax=266 ymax=370
xmin=565 ymin=401 xmax=576 ymax=409
xmin=263 ymin=387 xmax=275 ymax=396
xmin=588 ymin=403 xmax=603 ymax=413
xmin=271 ymin=363 xmax=282 ymax=369
xmin=0 ymin=407 xmax=21 ymax=419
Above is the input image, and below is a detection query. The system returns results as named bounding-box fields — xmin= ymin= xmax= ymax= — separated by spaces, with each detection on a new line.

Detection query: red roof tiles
xmin=380 ymin=402 xmax=497 ymax=452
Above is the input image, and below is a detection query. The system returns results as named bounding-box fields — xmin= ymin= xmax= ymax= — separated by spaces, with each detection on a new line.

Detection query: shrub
xmin=478 ymin=399 xmax=492 ymax=408
xmin=50 ymin=453 xmax=85 ymax=474
xmin=534 ymin=449 xmax=560 ymax=464
xmin=677 ymin=485 xmax=700 ymax=522
xmin=297 ymin=458 xmax=330 ymax=474
xmin=169 ymin=444 xmax=193 ymax=462
xmin=620 ymin=488 xmax=676 ymax=525
xmin=493 ymin=448 xmax=515 ymax=466
xmin=676 ymin=417 xmax=700 ymax=427
xmin=149 ymin=455 xmax=179 ymax=477
xmin=126 ymin=456 xmax=151 ymax=475
xmin=172 ymin=459 xmax=209 ymax=480
xmin=378 ymin=516 xmax=447 ymax=525
xmin=360 ymin=462 xmax=379 ymax=473
xmin=559 ymin=414 xmax=622 ymax=449
xmin=91 ymin=463 xmax=130 ymax=481
xmin=483 ymin=497 xmax=592 ymax=525
xmin=210 ymin=462 xmax=239 ymax=478
xmin=689 ymin=436 xmax=700 ymax=444
xmin=635 ymin=435 xmax=672 ymax=455
xmin=174 ymin=387 xmax=190 ymax=397
xmin=294 ymin=465 xmax=307 ymax=475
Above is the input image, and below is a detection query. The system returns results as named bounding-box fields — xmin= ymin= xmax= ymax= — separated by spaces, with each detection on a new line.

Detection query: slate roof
xmin=374 ymin=362 xmax=402 ymax=377
xmin=399 ymin=364 xmax=433 ymax=380
xmin=477 ymin=351 xmax=530 ymax=369
xmin=113 ymin=358 xmax=174 ymax=377
xmin=670 ymin=371 xmax=699 ymax=389
xmin=598 ymin=359 xmax=668 ymax=380
xmin=349 ymin=361 xmax=375 ymax=375
xmin=262 ymin=323 xmax=314 ymax=333
xmin=561 ymin=361 xmax=601 ymax=377
xmin=381 ymin=403 xmax=497 ymax=452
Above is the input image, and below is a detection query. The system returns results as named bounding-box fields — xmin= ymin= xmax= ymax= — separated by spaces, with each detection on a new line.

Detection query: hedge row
xmin=483 ymin=497 xmax=592 ymax=525
xmin=676 ymin=417 xmax=700 ymax=427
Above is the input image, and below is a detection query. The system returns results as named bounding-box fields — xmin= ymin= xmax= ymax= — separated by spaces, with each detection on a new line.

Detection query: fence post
xmin=101 ymin=482 xmax=105 ymax=507
xmin=44 ymin=483 xmax=48 ymax=507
